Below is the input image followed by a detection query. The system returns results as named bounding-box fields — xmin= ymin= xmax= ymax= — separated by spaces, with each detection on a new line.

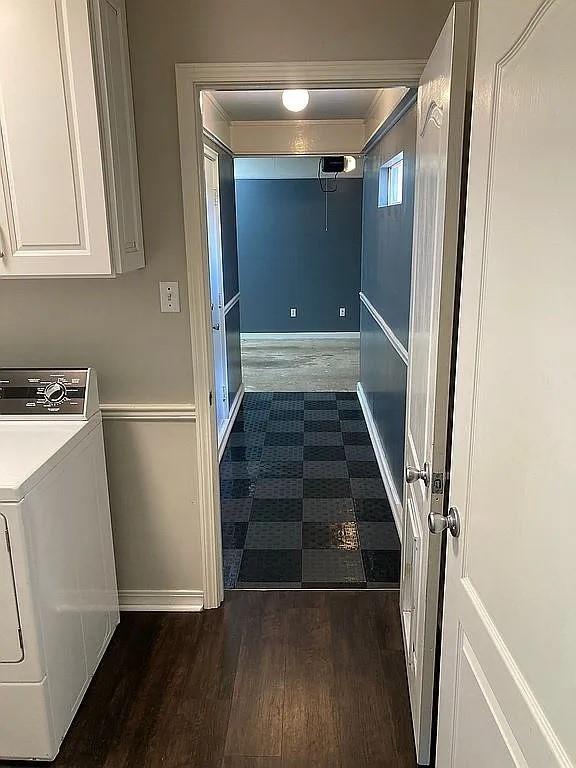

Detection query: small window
xmin=378 ymin=151 xmax=404 ymax=207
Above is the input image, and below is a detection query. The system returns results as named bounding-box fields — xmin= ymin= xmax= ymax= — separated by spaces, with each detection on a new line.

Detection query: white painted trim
xmin=205 ymin=140 xmax=231 ymax=461
xmin=200 ymin=91 xmax=233 ymax=150
xmin=359 ymin=292 xmax=408 ymax=365
xmin=229 ymin=118 xmax=366 ymax=128
xmin=202 ymin=90 xmax=231 ymax=124
xmin=362 ymin=89 xmax=418 ymax=154
xmin=357 ymin=381 xmax=403 ymax=542
xmin=119 ymin=589 xmax=204 ymax=612
xmin=224 ymin=292 xmax=240 ymax=315
xmin=203 ymin=126 xmax=234 ymax=156
xmin=101 ymin=404 xmax=197 ymax=421
xmin=366 ymin=88 xmax=386 ymax=119
xmin=177 ymin=60 xmax=425 ymax=87
xmin=218 ymin=384 xmax=245 ymax=461
xmin=176 ymin=58 xmax=427 ymax=611
xmin=241 ymin=332 xmax=360 ymax=341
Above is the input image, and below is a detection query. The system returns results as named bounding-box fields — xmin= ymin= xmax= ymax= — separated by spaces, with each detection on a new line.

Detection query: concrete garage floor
xmin=241 ymin=338 xmax=360 ymax=392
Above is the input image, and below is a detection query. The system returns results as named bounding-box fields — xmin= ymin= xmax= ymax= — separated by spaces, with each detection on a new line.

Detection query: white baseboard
xmin=218 ymin=383 xmax=245 ymax=461
xmin=357 ymin=382 xmax=403 ymax=542
xmin=119 ymin=589 xmax=204 ymax=612
xmin=241 ymin=332 xmax=360 ymax=341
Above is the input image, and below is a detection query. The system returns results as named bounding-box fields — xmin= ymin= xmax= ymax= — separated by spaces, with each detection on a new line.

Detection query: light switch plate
xmin=339 ymin=307 xmax=346 ymax=317
xmin=160 ymin=281 xmax=180 ymax=312
xmin=290 ymin=308 xmax=297 ymax=318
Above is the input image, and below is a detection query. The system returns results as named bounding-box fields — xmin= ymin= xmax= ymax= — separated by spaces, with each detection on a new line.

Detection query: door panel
xmin=437 ymin=0 xmax=576 ymax=765
xmin=0 ymin=515 xmax=23 ymax=663
xmin=0 ymin=0 xmax=111 ymax=275
xmin=204 ymin=148 xmax=229 ymax=437
xmin=400 ymin=4 xmax=470 ymax=763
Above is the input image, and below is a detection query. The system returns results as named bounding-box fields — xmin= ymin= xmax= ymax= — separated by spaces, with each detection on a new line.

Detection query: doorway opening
xmin=200 ymin=86 xmax=417 ymax=590
xmin=177 ymin=25 xmax=469 ymax=761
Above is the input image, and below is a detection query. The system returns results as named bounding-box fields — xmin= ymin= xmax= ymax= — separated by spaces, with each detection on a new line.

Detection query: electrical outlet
xmin=339 ymin=307 xmax=346 ymax=317
xmin=160 ymin=281 xmax=181 ymax=312
xmin=290 ymin=308 xmax=297 ymax=318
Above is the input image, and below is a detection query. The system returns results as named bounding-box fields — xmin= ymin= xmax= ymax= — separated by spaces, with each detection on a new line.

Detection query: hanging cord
xmin=318 ymin=158 xmax=339 ymax=232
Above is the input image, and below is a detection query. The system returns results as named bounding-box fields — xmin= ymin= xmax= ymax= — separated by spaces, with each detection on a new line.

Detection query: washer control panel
xmin=0 ymin=369 xmax=94 ymax=418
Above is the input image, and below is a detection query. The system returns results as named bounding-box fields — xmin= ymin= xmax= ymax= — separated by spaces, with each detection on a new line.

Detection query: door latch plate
xmin=432 ymin=472 xmax=444 ymax=495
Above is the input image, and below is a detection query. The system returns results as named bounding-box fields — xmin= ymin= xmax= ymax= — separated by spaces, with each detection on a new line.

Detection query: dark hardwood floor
xmin=4 ymin=591 xmax=417 ymax=768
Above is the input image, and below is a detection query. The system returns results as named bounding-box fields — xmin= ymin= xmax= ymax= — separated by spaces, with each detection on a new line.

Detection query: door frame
xmin=203 ymin=144 xmax=230 ymax=441
xmin=175 ymin=59 xmax=426 ymax=609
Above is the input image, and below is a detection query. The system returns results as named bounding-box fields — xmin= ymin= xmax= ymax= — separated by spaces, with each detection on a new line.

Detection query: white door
xmin=436 ymin=0 xmax=576 ymax=765
xmin=204 ymin=147 xmax=229 ymax=438
xmin=400 ymin=4 xmax=470 ymax=763
xmin=0 ymin=0 xmax=112 ymax=276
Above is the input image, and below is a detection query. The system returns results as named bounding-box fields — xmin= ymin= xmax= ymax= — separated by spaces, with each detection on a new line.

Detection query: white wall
xmin=231 ymin=119 xmax=366 ymax=155
xmin=234 ymin=155 xmax=364 ymax=179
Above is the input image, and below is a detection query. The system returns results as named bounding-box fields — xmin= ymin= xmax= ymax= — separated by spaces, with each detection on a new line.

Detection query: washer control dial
xmin=44 ymin=381 xmax=67 ymax=403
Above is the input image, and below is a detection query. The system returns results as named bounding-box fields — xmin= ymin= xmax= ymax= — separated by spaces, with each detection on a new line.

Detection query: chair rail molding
xmin=101 ymin=404 xmax=197 ymax=421
xmin=223 ymin=292 xmax=240 ymax=315
xmin=176 ymin=57 xmax=426 ymax=610
xmin=360 ymin=291 xmax=408 ymax=365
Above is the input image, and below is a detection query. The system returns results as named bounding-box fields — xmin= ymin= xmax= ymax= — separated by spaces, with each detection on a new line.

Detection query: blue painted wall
xmin=235 ymin=178 xmax=362 ymax=332
xmin=205 ymin=137 xmax=242 ymax=405
xmin=360 ymin=102 xmax=416 ymax=494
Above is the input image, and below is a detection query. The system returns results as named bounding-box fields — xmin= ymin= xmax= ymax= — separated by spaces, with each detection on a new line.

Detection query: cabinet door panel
xmin=94 ymin=0 xmax=144 ymax=271
xmin=0 ymin=0 xmax=112 ymax=276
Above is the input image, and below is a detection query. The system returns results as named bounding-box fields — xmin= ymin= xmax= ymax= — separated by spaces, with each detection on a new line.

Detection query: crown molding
xmin=202 ymin=90 xmax=231 ymax=123
xmin=229 ymin=117 xmax=366 ymax=128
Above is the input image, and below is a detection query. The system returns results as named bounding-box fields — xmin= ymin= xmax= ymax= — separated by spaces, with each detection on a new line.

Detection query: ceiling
xmin=208 ymin=88 xmax=382 ymax=122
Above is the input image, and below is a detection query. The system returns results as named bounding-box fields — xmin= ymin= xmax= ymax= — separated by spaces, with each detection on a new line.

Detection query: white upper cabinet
xmin=0 ymin=0 xmax=144 ymax=277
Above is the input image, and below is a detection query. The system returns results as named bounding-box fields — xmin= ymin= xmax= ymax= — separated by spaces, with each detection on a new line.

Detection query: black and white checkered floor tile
xmin=220 ymin=392 xmax=401 ymax=589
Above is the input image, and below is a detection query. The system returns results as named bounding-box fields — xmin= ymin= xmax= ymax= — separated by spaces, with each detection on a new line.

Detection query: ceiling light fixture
xmin=282 ymin=89 xmax=309 ymax=113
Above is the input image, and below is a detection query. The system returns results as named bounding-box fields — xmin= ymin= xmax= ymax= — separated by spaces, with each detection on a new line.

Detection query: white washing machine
xmin=0 ymin=368 xmax=119 ymax=761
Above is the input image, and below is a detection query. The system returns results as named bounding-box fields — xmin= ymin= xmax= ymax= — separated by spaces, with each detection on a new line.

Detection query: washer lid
xmin=0 ymin=418 xmax=97 ymax=502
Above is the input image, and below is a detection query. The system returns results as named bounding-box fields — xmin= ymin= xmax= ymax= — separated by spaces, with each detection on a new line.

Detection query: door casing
xmin=176 ymin=59 xmax=427 ymax=609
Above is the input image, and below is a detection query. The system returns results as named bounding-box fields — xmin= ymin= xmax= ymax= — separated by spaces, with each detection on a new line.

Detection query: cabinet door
xmin=0 ymin=1 xmax=113 ymax=276
xmin=92 ymin=0 xmax=145 ymax=272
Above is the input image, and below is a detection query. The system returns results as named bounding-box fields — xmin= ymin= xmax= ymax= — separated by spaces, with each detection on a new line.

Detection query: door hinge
xmin=209 ymin=391 xmax=213 ymax=406
xmin=431 ymin=471 xmax=445 ymax=495
xmin=222 ymin=385 xmax=227 ymax=402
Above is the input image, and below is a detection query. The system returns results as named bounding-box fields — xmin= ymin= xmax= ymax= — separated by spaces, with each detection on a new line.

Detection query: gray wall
xmin=360 ymin=103 xmax=416 ymax=494
xmin=236 ymin=178 xmax=362 ymax=332
xmin=0 ymin=0 xmax=454 ymax=600
xmin=205 ymin=137 xmax=242 ymax=404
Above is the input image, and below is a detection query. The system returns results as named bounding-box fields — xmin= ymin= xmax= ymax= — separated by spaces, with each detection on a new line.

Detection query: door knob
xmin=428 ymin=506 xmax=460 ymax=538
xmin=406 ymin=462 xmax=430 ymax=486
